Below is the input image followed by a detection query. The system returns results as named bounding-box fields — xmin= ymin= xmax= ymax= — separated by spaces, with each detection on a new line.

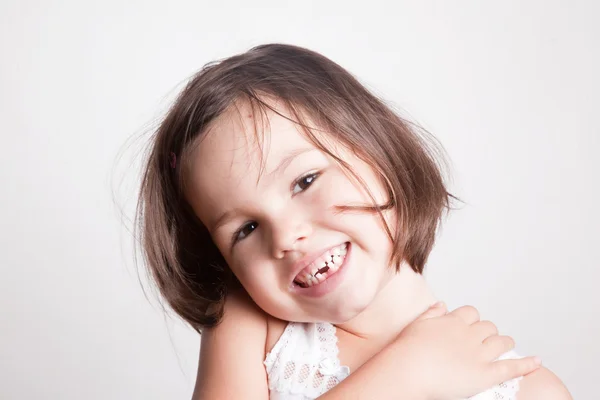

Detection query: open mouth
xmin=293 ymin=242 xmax=349 ymax=288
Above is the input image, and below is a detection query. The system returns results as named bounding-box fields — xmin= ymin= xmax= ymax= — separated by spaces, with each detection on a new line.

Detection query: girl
xmin=137 ymin=44 xmax=571 ymax=399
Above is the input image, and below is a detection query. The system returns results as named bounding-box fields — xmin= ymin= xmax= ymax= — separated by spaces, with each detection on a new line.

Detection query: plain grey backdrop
xmin=1 ymin=0 xmax=598 ymax=398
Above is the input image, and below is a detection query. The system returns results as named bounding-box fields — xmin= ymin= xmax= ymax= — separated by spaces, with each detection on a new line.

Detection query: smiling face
xmin=185 ymin=101 xmax=398 ymax=323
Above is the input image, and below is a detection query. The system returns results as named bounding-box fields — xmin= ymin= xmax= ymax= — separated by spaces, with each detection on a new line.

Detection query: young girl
xmin=137 ymin=44 xmax=571 ymax=399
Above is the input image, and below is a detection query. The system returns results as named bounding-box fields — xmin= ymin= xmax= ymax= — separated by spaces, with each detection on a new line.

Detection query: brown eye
xmin=233 ymin=221 xmax=258 ymax=244
xmin=292 ymin=172 xmax=319 ymax=195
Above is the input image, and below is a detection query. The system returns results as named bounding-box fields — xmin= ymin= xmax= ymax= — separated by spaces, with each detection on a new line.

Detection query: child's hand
xmin=393 ymin=302 xmax=542 ymax=400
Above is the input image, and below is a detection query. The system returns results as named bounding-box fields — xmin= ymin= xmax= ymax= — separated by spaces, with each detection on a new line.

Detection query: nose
xmin=270 ymin=215 xmax=313 ymax=259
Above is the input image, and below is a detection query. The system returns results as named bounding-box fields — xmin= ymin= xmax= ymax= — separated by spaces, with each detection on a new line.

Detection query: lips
xmin=292 ymin=242 xmax=348 ymax=288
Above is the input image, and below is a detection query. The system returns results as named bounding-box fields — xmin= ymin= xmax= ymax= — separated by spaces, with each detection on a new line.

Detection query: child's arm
xmin=318 ymin=304 xmax=542 ymax=400
xmin=191 ymin=291 xmax=270 ymax=399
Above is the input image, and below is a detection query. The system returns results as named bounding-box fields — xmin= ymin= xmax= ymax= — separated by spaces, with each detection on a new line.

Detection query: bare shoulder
xmin=517 ymin=367 xmax=572 ymax=400
xmin=266 ymin=314 xmax=288 ymax=354
xmin=192 ymin=290 xmax=270 ymax=400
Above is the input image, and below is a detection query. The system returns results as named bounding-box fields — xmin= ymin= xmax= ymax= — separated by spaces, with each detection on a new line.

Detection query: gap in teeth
xmin=316 ymin=265 xmax=330 ymax=275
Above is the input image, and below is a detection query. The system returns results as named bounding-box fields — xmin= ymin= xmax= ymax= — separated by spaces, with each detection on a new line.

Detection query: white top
xmin=264 ymin=322 xmax=522 ymax=400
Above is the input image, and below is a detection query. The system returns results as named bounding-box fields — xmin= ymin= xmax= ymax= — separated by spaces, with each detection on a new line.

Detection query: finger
xmin=450 ymin=305 xmax=480 ymax=325
xmin=415 ymin=302 xmax=447 ymax=321
xmin=471 ymin=320 xmax=499 ymax=342
xmin=489 ymin=356 xmax=542 ymax=383
xmin=481 ymin=335 xmax=515 ymax=360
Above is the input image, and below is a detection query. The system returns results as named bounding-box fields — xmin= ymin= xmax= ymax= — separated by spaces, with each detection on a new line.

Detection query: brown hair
xmin=136 ymin=43 xmax=452 ymax=332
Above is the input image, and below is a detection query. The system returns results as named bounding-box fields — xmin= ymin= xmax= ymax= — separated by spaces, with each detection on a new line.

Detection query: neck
xmin=335 ymin=264 xmax=437 ymax=345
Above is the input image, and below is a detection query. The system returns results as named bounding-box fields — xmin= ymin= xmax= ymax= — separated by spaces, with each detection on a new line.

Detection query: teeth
xmin=294 ymin=243 xmax=348 ymax=287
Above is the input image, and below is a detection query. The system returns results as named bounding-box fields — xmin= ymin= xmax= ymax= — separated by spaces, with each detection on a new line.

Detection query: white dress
xmin=264 ymin=322 xmax=521 ymax=400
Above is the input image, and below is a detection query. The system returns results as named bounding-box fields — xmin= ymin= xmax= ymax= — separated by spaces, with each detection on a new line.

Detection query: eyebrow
xmin=266 ymin=147 xmax=316 ymax=180
xmin=209 ymin=147 xmax=317 ymax=232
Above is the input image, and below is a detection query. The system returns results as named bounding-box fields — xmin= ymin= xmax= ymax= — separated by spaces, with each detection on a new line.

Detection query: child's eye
xmin=292 ymin=172 xmax=320 ymax=195
xmin=232 ymin=221 xmax=258 ymax=245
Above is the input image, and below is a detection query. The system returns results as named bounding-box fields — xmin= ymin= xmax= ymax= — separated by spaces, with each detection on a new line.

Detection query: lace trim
xmin=264 ymin=322 xmax=295 ymax=372
xmin=264 ymin=322 xmax=350 ymax=398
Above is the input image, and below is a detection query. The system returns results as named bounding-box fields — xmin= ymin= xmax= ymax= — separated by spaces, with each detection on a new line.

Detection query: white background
xmin=1 ymin=1 xmax=598 ymax=398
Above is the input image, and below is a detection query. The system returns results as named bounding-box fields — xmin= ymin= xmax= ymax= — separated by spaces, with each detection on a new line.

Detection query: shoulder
xmin=192 ymin=290 xmax=270 ymax=400
xmin=222 ymin=288 xmax=269 ymax=329
xmin=266 ymin=313 xmax=288 ymax=354
xmin=517 ymin=367 xmax=572 ymax=400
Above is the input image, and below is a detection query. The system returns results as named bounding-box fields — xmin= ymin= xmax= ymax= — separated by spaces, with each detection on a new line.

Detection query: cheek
xmin=234 ymin=265 xmax=289 ymax=318
xmin=228 ymin=255 xmax=277 ymax=294
xmin=315 ymin=168 xmax=389 ymax=224
xmin=315 ymin=170 xmax=367 ymax=207
xmin=228 ymin=258 xmax=257 ymax=285
xmin=230 ymin=265 xmax=274 ymax=309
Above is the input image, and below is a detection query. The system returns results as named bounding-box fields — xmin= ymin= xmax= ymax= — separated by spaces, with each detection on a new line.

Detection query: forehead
xmin=194 ymin=102 xmax=313 ymax=181
xmin=185 ymin=102 xmax=316 ymax=219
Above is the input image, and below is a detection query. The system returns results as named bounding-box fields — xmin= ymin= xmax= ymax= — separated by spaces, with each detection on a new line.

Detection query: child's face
xmin=186 ymin=102 xmax=397 ymax=324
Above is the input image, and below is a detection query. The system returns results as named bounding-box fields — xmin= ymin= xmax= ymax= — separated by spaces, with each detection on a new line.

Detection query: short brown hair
xmin=136 ymin=44 xmax=451 ymax=331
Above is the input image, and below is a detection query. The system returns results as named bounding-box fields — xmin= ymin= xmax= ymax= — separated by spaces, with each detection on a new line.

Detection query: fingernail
xmin=432 ymin=301 xmax=445 ymax=308
xmin=533 ymin=357 xmax=542 ymax=366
